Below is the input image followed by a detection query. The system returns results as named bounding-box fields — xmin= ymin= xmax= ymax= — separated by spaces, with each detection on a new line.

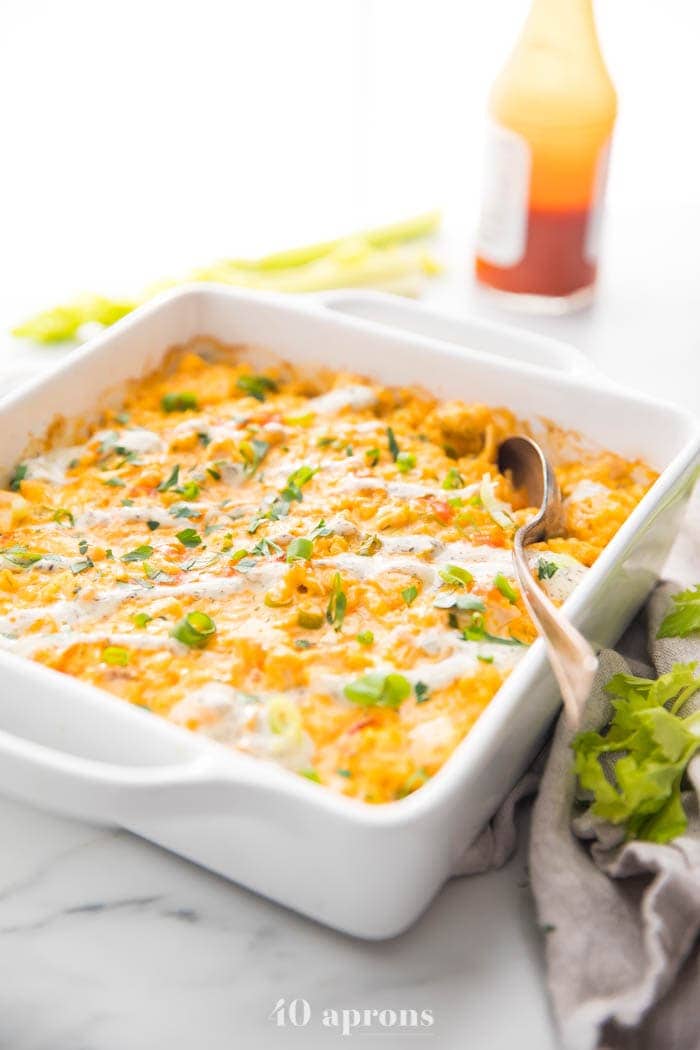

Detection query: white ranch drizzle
xmin=307 ymin=386 xmax=378 ymax=415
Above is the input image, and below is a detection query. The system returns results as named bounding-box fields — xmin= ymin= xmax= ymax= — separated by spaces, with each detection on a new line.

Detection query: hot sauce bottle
xmin=475 ymin=0 xmax=617 ymax=312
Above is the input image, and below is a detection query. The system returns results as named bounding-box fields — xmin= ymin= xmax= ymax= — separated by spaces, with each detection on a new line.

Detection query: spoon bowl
xmin=498 ymin=435 xmax=598 ymax=726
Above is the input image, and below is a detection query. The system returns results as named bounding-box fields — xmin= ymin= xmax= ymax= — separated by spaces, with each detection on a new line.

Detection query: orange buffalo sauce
xmin=475 ymin=0 xmax=617 ymax=312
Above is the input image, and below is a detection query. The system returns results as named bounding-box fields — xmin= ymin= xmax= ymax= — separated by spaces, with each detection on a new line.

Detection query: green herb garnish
xmin=434 ymin=592 xmax=485 ymax=612
xmin=147 ymin=520 xmax=160 ymax=531
xmin=386 ymin=426 xmax=400 ymax=461
xmin=442 ymin=467 xmax=463 ymax=490
xmin=414 ymin=681 xmax=430 ymax=704
xmin=439 ymin=564 xmax=474 ymax=588
xmin=171 ymin=610 xmax=216 ymax=649
xmin=9 ymin=463 xmax=28 ymax=491
xmin=239 ymin=438 xmax=269 ymax=477
xmin=102 ymin=646 xmax=129 ymax=666
xmin=161 ymin=391 xmax=198 ymax=413
xmin=287 ymin=537 xmax=313 ymax=562
xmin=297 ymin=610 xmax=324 ymax=630
xmin=1 ymin=546 xmax=42 ymax=568
xmin=236 ymin=374 xmax=278 ymax=402
xmin=344 ymin=672 xmax=411 ymax=709
xmin=176 ymin=528 xmax=202 ymax=548
xmin=157 ymin=464 xmax=180 ymax=492
xmin=121 ymin=544 xmax=154 ymax=562
xmin=326 ymin=572 xmax=347 ymax=631
xmin=365 ymin=448 xmax=380 ymax=467
xmin=494 ymin=573 xmax=519 ymax=604
xmin=103 ymin=477 xmax=125 ymax=488
xmin=357 ymin=630 xmax=374 ymax=646
xmin=396 ymin=451 xmax=416 ymax=474
xmin=52 ymin=508 xmax=75 ymax=527
xmin=133 ymin=612 xmax=152 ymax=628
xmin=402 ymin=585 xmax=418 ymax=606
xmin=71 ymin=558 xmax=94 ymax=575
xmin=536 ymin=559 xmax=559 ymax=581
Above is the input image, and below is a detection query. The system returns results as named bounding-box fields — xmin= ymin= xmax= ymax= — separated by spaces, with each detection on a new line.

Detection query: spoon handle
xmin=512 ymin=530 xmax=598 ymax=727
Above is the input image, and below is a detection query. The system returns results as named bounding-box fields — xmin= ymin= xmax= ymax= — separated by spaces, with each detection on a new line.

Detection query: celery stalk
xmin=11 ymin=212 xmax=441 ymax=344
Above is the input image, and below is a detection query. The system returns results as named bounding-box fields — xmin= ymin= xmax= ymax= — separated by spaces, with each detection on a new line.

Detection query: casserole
xmin=0 ymin=287 xmax=697 ymax=938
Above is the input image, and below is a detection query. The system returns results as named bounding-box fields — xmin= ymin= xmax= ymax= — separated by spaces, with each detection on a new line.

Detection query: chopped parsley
xmin=70 ymin=558 xmax=93 ymax=575
xmin=536 ymin=558 xmax=559 ymax=581
xmin=121 ymin=544 xmax=153 ymax=562
xmin=157 ymin=464 xmax=180 ymax=492
xmin=103 ymin=477 xmax=125 ymax=488
xmin=147 ymin=520 xmax=160 ymax=531
xmin=402 ymin=585 xmax=418 ymax=606
xmin=176 ymin=528 xmax=202 ymax=549
xmin=239 ymin=439 xmax=269 ymax=477
xmin=414 ymin=681 xmax=430 ymax=704
xmin=1 ymin=546 xmax=42 ymax=568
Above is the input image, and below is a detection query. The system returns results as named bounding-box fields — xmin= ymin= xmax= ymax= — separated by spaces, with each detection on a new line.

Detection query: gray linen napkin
xmin=453 ymin=492 xmax=700 ymax=1050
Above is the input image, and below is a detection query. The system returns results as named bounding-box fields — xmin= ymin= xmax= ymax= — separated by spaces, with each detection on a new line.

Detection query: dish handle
xmin=0 ymin=725 xmax=230 ymax=825
xmin=308 ymin=289 xmax=598 ymax=378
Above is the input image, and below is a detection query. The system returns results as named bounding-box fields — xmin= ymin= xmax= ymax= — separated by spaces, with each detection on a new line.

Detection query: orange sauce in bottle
xmin=475 ymin=0 xmax=617 ymax=311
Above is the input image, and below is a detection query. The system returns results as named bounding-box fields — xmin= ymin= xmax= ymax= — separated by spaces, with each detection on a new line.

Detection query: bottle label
xmin=584 ymin=138 xmax=611 ymax=264
xmin=476 ymin=122 xmax=531 ymax=267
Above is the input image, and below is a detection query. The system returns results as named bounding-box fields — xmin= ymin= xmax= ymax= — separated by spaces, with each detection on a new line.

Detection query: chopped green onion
xmin=133 ymin=612 xmax=152 ymax=628
xmin=103 ymin=477 xmax=125 ymax=488
xmin=300 ymin=768 xmax=321 ymax=782
xmin=462 ymin=624 xmax=526 ymax=646
xmin=236 ymin=374 xmax=278 ymax=402
xmin=171 ymin=610 xmax=216 ymax=649
xmin=102 ymin=646 xmax=129 ymax=666
xmin=161 ymin=391 xmax=198 ymax=413
xmin=442 ymin=467 xmax=464 ymax=490
xmin=494 ymin=573 xmax=519 ymax=603
xmin=365 ymin=447 xmax=380 ymax=467
xmin=176 ymin=528 xmax=202 ymax=549
xmin=439 ymin=564 xmax=474 ymax=588
xmin=1 ymin=546 xmax=42 ymax=568
xmin=480 ymin=472 xmax=514 ymax=529
xmin=396 ymin=451 xmax=416 ymax=474
xmin=297 ymin=609 xmax=324 ymax=629
xmin=357 ymin=630 xmax=374 ymax=646
xmin=344 ymin=672 xmax=411 ymax=709
xmin=239 ymin=438 xmax=269 ymax=476
xmin=9 ymin=463 xmax=28 ymax=491
xmin=179 ymin=481 xmax=200 ymax=501
xmin=52 ymin=508 xmax=74 ymax=527
xmin=326 ymin=572 xmax=347 ymax=631
xmin=433 ymin=592 xmax=485 ymax=611
xmin=287 ymin=537 xmax=313 ymax=562
xmin=477 ymin=654 xmax=494 ymax=664
xmin=147 ymin=520 xmax=160 ymax=531
xmin=387 ymin=426 xmax=400 ymax=461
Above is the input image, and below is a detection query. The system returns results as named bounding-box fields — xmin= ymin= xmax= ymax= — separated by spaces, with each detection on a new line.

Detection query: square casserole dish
xmin=0 ymin=286 xmax=697 ymax=939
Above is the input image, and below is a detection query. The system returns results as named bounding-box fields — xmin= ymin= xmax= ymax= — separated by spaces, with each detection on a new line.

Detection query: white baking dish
xmin=0 ymin=287 xmax=697 ymax=939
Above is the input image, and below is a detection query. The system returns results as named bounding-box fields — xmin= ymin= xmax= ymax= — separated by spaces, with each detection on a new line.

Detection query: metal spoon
xmin=497 ymin=435 xmax=598 ymax=726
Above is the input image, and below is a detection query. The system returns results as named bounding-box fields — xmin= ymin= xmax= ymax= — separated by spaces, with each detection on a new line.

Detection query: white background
xmin=0 ymin=3 xmax=698 ymax=1050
